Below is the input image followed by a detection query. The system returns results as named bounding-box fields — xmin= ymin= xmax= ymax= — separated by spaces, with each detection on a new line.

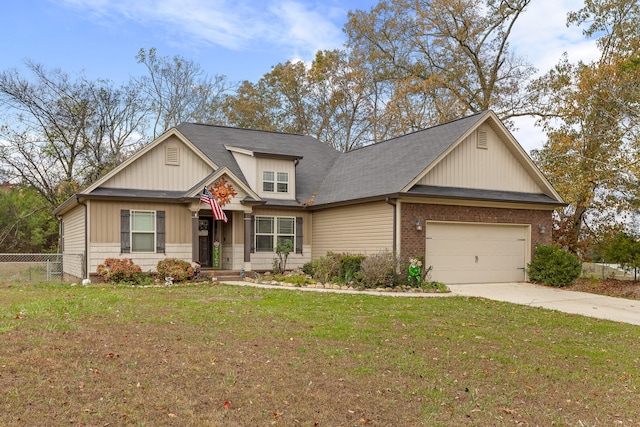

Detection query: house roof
xmin=54 ymin=110 xmax=564 ymax=215
xmin=312 ymin=112 xmax=488 ymax=206
xmin=176 ymin=123 xmax=341 ymax=205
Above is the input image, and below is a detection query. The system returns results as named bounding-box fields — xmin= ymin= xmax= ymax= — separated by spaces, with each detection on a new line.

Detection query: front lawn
xmin=0 ymin=282 xmax=638 ymax=426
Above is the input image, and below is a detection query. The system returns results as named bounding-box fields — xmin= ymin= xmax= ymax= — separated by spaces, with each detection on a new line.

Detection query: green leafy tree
xmin=603 ymin=232 xmax=640 ymax=280
xmin=0 ymin=185 xmax=58 ymax=252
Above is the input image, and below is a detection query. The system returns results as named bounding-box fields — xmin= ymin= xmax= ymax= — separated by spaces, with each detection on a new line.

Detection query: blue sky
xmin=2 ymin=0 xmax=599 ymax=152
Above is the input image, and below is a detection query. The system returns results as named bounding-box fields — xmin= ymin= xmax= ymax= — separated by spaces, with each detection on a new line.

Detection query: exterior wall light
xmin=415 ymin=219 xmax=423 ymax=231
xmin=538 ymin=224 xmax=546 ymax=234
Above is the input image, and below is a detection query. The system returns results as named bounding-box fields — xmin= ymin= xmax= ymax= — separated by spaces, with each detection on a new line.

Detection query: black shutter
xmin=120 ymin=210 xmax=130 ymax=253
xmin=250 ymin=215 xmax=255 ymax=253
xmin=156 ymin=210 xmax=165 ymax=253
xmin=295 ymin=217 xmax=303 ymax=254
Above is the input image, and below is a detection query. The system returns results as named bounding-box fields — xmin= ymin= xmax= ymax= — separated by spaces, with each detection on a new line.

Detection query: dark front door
xmin=198 ymin=218 xmax=213 ymax=267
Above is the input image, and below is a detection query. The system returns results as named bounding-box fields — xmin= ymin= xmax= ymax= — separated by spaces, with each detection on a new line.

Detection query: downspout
xmin=76 ymin=196 xmax=88 ymax=280
xmin=385 ymin=197 xmax=397 ymax=253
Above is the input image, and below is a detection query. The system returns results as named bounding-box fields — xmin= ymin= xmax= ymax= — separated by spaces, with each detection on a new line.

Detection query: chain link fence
xmin=0 ymin=254 xmax=84 ymax=284
xmin=582 ymin=262 xmax=636 ymax=280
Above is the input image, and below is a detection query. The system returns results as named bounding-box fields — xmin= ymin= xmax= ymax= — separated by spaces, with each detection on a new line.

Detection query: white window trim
xmin=262 ymin=171 xmax=289 ymax=194
xmin=131 ymin=210 xmax=156 ymax=253
xmin=255 ymin=215 xmax=296 ymax=253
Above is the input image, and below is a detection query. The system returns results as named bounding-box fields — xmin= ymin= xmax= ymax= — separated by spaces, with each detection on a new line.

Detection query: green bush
xmin=96 ymin=258 xmax=143 ymax=284
xmin=359 ymin=251 xmax=401 ymax=288
xmin=339 ymin=254 xmax=365 ymax=283
xmin=527 ymin=245 xmax=581 ymax=287
xmin=308 ymin=252 xmax=341 ymax=283
xmin=157 ymin=258 xmax=194 ymax=282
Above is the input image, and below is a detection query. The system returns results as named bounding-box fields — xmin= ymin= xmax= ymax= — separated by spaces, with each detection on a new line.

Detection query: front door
xmin=198 ymin=218 xmax=213 ymax=267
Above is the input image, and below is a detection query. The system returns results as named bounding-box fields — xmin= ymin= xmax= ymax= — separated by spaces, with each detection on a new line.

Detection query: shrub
xmin=359 ymin=251 xmax=401 ymax=288
xmin=273 ymin=239 xmax=294 ymax=274
xmin=157 ymin=258 xmax=194 ymax=282
xmin=528 ymin=245 xmax=581 ymax=287
xmin=309 ymin=252 xmax=341 ymax=283
xmin=96 ymin=258 xmax=142 ymax=284
xmin=339 ymin=254 xmax=365 ymax=283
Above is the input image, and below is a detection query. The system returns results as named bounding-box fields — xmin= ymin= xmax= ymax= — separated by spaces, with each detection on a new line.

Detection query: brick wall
xmin=401 ymin=203 xmax=553 ymax=259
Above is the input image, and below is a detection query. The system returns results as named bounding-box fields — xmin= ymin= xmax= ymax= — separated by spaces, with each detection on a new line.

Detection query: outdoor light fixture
xmin=415 ymin=219 xmax=423 ymax=231
xmin=538 ymin=224 xmax=546 ymax=234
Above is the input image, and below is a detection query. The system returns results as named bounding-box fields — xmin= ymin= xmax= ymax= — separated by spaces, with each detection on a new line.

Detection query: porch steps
xmin=203 ymin=270 xmax=245 ymax=282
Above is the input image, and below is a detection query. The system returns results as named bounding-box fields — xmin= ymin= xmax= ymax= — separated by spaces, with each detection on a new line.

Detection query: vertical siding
xmin=420 ymin=125 xmax=540 ymax=193
xmin=311 ymin=201 xmax=394 ymax=259
xmin=103 ymin=136 xmax=212 ymax=191
xmin=90 ymin=201 xmax=191 ymax=244
xmin=231 ymin=152 xmax=257 ymax=190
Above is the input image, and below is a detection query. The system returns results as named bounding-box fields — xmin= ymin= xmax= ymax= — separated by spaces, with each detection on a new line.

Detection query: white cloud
xmin=54 ymin=0 xmax=346 ymax=58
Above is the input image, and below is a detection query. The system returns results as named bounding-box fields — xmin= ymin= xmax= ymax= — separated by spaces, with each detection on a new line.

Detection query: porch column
xmin=244 ymin=213 xmax=252 ymax=263
xmin=191 ymin=209 xmax=199 ymax=262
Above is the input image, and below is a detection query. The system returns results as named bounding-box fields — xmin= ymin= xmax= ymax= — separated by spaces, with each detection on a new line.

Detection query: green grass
xmin=0 ymin=282 xmax=638 ymax=426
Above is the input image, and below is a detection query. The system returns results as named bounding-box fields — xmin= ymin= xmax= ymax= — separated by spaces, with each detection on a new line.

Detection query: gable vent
xmin=165 ymin=146 xmax=180 ymax=165
xmin=476 ymin=130 xmax=488 ymax=149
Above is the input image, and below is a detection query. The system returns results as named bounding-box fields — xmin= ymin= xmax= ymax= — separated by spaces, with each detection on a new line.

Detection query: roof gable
xmin=83 ymin=128 xmax=216 ymax=194
xmin=177 ymin=123 xmax=340 ymax=204
xmin=312 ymin=112 xmax=489 ymax=205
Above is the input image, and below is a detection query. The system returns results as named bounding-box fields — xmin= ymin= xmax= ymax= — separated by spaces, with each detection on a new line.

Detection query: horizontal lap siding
xmin=62 ymin=206 xmax=86 ymax=279
xmin=311 ymin=201 xmax=394 ymax=259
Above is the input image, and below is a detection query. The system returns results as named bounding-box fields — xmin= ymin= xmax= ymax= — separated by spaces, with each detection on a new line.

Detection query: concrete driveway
xmin=448 ymin=282 xmax=640 ymax=326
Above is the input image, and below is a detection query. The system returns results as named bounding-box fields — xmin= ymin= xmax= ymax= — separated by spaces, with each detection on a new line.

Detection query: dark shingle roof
xmin=312 ymin=112 xmax=488 ymax=205
xmin=176 ymin=123 xmax=341 ymax=204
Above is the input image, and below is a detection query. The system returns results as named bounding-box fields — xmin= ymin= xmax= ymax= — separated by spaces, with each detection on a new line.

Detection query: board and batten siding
xmin=102 ymin=135 xmax=212 ymax=191
xmin=311 ymin=201 xmax=394 ymax=259
xmin=62 ymin=205 xmax=86 ymax=279
xmin=90 ymin=201 xmax=191 ymax=244
xmin=419 ymin=125 xmax=541 ymax=193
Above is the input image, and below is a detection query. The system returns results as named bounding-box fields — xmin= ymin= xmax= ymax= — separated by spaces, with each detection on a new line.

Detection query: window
xmin=263 ymin=171 xmax=289 ymax=193
xmin=263 ymin=171 xmax=274 ymax=192
xmin=131 ymin=210 xmax=156 ymax=252
xmin=255 ymin=216 xmax=295 ymax=252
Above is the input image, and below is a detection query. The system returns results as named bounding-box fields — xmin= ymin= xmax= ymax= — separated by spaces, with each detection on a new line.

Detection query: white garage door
xmin=425 ymin=222 xmax=529 ymax=284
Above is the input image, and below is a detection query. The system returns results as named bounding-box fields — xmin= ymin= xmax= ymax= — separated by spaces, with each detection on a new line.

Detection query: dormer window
xmin=263 ymin=171 xmax=289 ymax=193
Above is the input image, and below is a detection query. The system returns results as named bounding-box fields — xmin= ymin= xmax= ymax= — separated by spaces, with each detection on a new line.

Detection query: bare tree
xmin=135 ymin=48 xmax=236 ymax=137
xmin=0 ymin=61 xmax=146 ymax=205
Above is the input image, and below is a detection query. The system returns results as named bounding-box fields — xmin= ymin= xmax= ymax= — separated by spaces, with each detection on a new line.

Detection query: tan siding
xmin=62 ymin=205 xmax=86 ymax=278
xmin=103 ymin=135 xmax=212 ymax=191
xmin=312 ymin=202 xmax=394 ymax=258
xmin=420 ymin=125 xmax=541 ymax=193
xmin=90 ymin=201 xmax=192 ymax=244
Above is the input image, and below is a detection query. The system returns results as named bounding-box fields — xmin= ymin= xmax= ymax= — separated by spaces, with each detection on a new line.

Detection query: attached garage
xmin=425 ymin=222 xmax=530 ymax=284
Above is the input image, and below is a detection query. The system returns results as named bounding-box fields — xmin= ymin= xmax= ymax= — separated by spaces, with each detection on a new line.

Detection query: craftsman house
xmin=54 ymin=110 xmax=564 ymax=284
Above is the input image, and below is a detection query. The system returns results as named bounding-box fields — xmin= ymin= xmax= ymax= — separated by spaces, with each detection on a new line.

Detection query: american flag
xmin=200 ymin=187 xmax=228 ymax=223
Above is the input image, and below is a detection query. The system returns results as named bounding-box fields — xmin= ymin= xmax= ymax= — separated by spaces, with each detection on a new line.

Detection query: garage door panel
xmin=425 ymin=222 xmax=528 ymax=284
